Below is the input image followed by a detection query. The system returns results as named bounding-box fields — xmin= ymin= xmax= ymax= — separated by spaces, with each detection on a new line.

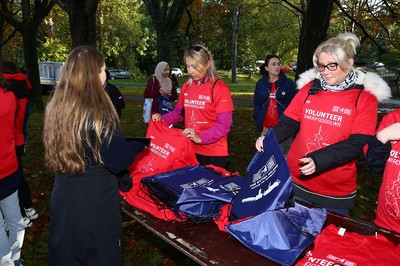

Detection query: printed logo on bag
xmin=139 ymin=156 xmax=155 ymax=173
xmin=180 ymin=178 xmax=215 ymax=189
xmin=303 ymin=251 xmax=356 ymax=266
xmin=220 ymin=182 xmax=241 ymax=194
xmin=241 ymin=155 xmax=281 ymax=203
xmin=252 ymin=155 xmax=278 ymax=188
xmin=149 ymin=143 xmax=171 ymax=159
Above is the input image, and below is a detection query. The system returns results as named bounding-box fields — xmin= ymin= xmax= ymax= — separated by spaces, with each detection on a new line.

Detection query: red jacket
xmin=0 ymin=88 xmax=18 ymax=179
xmin=3 ymin=73 xmax=32 ymax=146
xmin=143 ymin=77 xmax=178 ymax=114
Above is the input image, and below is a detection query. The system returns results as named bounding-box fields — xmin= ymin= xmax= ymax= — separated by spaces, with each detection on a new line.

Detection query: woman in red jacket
xmin=0 ymin=76 xmax=25 ymax=266
xmin=143 ymin=61 xmax=178 ymax=116
xmin=0 ymin=60 xmax=38 ymax=227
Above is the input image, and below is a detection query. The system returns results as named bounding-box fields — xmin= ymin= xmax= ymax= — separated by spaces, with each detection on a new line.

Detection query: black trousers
xmin=195 ymin=154 xmax=229 ymax=169
xmin=16 ymin=144 xmax=33 ymax=217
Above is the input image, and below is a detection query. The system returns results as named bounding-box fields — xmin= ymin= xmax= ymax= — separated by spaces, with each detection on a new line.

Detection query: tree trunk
xmin=143 ymin=0 xmax=194 ymax=65
xmin=231 ymin=6 xmax=239 ymax=83
xmin=66 ymin=0 xmax=100 ymax=47
xmin=295 ymin=0 xmax=334 ymax=80
xmin=23 ymin=24 xmax=43 ymax=110
xmin=157 ymin=31 xmax=172 ymax=63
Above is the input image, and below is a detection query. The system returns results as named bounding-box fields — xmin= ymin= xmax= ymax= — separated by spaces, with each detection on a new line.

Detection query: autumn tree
xmin=296 ymin=0 xmax=334 ymax=78
xmin=0 ymin=0 xmax=56 ymax=110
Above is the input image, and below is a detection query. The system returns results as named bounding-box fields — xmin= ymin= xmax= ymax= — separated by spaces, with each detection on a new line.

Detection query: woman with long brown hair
xmin=44 ymin=46 xmax=146 ymax=265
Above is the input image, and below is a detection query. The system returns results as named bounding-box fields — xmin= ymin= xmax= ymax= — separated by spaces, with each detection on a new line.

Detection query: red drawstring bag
xmin=120 ymin=120 xmax=198 ymax=221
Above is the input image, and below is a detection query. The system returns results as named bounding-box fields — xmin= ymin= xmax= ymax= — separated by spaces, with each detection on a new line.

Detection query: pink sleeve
xmin=162 ymin=105 xmax=184 ymax=125
xmin=199 ymin=111 xmax=232 ymax=144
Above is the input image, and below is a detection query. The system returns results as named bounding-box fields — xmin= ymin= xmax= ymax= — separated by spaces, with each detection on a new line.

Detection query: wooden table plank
xmin=121 ymin=200 xmax=400 ymax=265
xmin=121 ymin=200 xmax=278 ymax=265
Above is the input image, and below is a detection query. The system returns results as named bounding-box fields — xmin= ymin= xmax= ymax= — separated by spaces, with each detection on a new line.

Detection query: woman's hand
xmin=376 ymin=122 xmax=400 ymax=144
xmin=255 ymin=136 xmax=265 ymax=152
xmin=152 ymin=113 xmax=162 ymax=121
xmin=298 ymin=157 xmax=316 ymax=176
xmin=182 ymin=128 xmax=201 ymax=144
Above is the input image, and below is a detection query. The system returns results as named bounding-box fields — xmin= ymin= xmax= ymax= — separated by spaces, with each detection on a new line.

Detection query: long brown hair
xmin=43 ymin=45 xmax=118 ymax=174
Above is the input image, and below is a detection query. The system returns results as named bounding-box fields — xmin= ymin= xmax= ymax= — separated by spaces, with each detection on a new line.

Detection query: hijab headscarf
xmin=155 ymin=61 xmax=172 ymax=96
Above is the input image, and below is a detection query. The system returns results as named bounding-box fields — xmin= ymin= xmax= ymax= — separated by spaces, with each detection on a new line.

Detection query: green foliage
xmin=382 ymin=50 xmax=400 ymax=70
xmin=37 ymin=5 xmax=71 ymax=62
xmin=237 ymin=1 xmax=300 ymax=67
xmin=99 ymin=0 xmax=151 ymax=76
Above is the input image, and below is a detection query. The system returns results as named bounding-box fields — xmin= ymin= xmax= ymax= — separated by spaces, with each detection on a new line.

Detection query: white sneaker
xmin=24 ymin=208 xmax=38 ymax=220
xmin=21 ymin=217 xmax=32 ymax=228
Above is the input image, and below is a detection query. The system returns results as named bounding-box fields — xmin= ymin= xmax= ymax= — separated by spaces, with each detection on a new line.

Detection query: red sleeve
xmin=143 ymin=77 xmax=160 ymax=98
xmin=15 ymin=98 xmax=27 ymax=146
xmin=213 ymin=80 xmax=234 ymax=113
xmin=351 ymin=91 xmax=378 ymax=136
xmin=283 ymin=83 xmax=311 ymax=122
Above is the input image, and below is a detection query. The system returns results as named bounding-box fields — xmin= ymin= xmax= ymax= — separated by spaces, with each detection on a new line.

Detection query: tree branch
xmin=334 ymin=0 xmax=385 ymax=53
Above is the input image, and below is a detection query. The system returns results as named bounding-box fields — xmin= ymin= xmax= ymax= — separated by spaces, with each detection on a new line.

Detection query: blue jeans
xmin=0 ymin=190 xmax=25 ymax=265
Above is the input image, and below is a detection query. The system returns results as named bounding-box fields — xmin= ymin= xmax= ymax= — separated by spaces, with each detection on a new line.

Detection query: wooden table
xmin=121 ymin=200 xmax=400 ymax=266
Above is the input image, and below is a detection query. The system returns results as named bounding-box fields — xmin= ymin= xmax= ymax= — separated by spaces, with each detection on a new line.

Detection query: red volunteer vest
xmin=374 ymin=109 xmax=400 ymax=234
xmin=285 ymin=83 xmax=377 ymax=196
xmin=179 ymin=79 xmax=234 ymax=156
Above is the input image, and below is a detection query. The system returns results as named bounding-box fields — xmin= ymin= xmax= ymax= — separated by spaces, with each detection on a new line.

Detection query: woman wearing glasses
xmin=153 ymin=44 xmax=234 ymax=168
xmin=255 ymin=32 xmax=391 ymax=214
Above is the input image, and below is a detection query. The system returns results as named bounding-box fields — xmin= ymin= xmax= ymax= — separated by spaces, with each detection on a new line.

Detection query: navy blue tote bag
xmin=229 ymin=129 xmax=292 ymax=220
xmin=175 ymin=174 xmax=246 ymax=221
xmin=141 ymin=164 xmax=234 ymax=220
xmin=226 ymin=202 xmax=327 ymax=266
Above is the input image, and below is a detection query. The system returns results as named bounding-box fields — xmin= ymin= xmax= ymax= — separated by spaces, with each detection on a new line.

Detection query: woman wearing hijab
xmin=143 ymin=61 xmax=178 ymax=115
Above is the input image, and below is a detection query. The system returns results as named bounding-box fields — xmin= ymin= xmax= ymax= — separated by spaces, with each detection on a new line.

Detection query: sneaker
xmin=24 ymin=208 xmax=38 ymax=220
xmin=21 ymin=217 xmax=32 ymax=228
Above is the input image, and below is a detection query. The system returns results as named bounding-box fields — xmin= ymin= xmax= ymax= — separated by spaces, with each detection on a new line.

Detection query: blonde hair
xmin=313 ymin=32 xmax=360 ymax=73
xmin=43 ymin=45 xmax=118 ymax=174
xmin=184 ymin=44 xmax=218 ymax=85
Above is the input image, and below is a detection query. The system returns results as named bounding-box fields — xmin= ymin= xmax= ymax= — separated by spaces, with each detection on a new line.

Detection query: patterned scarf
xmin=319 ymin=69 xmax=357 ymax=92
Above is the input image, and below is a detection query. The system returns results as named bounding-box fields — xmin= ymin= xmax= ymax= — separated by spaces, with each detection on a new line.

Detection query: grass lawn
xmin=20 ymin=72 xmax=387 ymax=265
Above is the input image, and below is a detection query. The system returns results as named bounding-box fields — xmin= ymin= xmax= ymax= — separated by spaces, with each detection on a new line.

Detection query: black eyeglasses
xmin=317 ymin=62 xmax=338 ymax=72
